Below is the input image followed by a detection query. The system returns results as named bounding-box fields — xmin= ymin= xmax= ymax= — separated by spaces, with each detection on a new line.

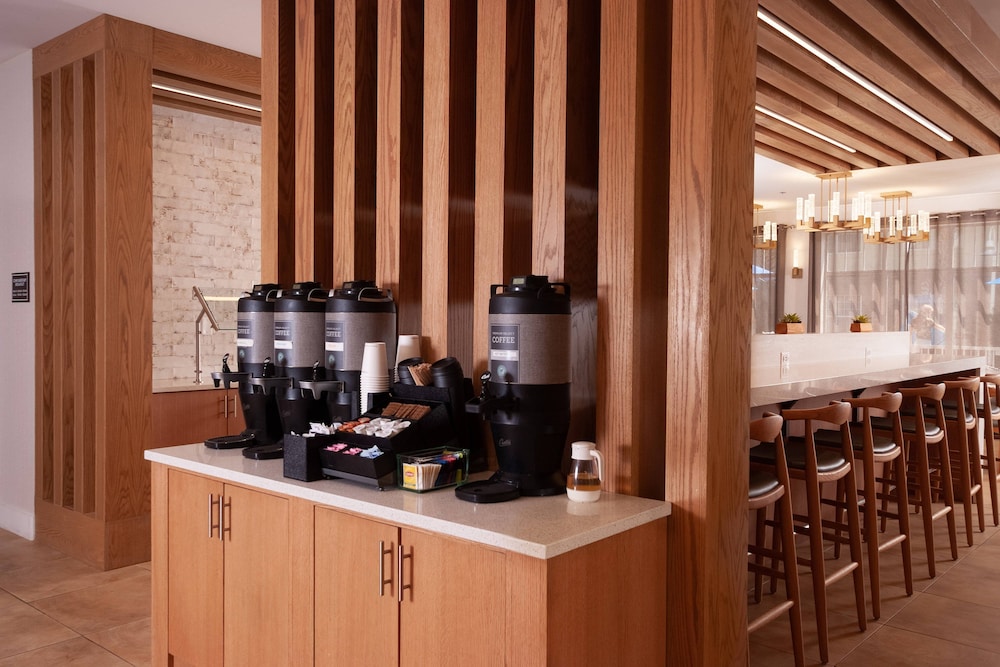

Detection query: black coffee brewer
xmin=458 ymin=275 xmax=571 ymax=502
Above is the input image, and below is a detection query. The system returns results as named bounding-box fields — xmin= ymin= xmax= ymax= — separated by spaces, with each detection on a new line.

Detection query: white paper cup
xmin=361 ymin=341 xmax=388 ymax=376
xmin=396 ymin=335 xmax=421 ymax=366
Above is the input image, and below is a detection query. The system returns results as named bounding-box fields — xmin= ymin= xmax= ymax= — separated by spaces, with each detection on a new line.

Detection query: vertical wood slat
xmin=34 ymin=73 xmax=54 ymax=505
xmin=421 ymin=0 xmax=450 ymax=361
xmin=261 ymin=0 xmax=297 ymax=286
xmin=73 ymin=57 xmax=97 ymax=514
xmin=597 ymin=0 xmax=640 ymax=495
xmin=665 ymin=0 xmax=756 ymax=663
xmin=473 ymin=0 xmax=507 ymax=382
xmin=376 ymin=0 xmax=403 ymax=309
xmin=354 ymin=0 xmax=379 ymax=282
xmin=54 ymin=65 xmax=73 ymax=508
xmin=333 ymin=0 xmax=357 ymax=285
xmin=294 ymin=0 xmax=318 ymax=282
xmin=532 ymin=0 xmax=567 ymax=278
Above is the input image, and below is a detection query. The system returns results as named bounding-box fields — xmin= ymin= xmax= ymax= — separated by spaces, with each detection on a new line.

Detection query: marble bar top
xmin=145 ymin=444 xmax=671 ymax=560
xmin=750 ymin=353 xmax=986 ymax=408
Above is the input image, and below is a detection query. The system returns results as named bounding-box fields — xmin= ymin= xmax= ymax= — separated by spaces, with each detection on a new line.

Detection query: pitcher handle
xmin=590 ymin=449 xmax=603 ymax=482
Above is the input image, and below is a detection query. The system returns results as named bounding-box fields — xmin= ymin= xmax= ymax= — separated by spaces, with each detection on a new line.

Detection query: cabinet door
xmin=167 ymin=470 xmax=224 ymax=666
xmin=399 ymin=529 xmax=507 ymax=666
xmin=223 ymin=484 xmax=291 ymax=667
xmin=152 ymin=390 xmax=231 ymax=447
xmin=314 ymin=508 xmax=400 ymax=665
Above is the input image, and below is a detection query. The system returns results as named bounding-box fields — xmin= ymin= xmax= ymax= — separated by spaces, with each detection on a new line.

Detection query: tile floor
xmin=0 ymin=529 xmax=150 ymax=666
xmin=750 ymin=479 xmax=1000 ymax=666
xmin=2 ymin=486 xmax=999 ymax=665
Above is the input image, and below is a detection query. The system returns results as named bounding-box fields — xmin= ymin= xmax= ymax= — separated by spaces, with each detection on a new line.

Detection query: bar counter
xmin=751 ymin=352 xmax=986 ymax=408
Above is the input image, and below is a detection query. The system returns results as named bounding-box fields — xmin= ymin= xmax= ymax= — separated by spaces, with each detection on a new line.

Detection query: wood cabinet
xmin=150 ymin=456 xmax=667 ymax=666
xmin=152 ymin=389 xmax=243 ymax=448
xmin=314 ymin=507 xmax=506 ymax=666
xmin=164 ymin=469 xmax=292 ymax=667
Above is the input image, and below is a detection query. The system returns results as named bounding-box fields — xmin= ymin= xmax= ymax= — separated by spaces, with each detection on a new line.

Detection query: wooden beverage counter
xmin=146 ymin=445 xmax=671 ymax=666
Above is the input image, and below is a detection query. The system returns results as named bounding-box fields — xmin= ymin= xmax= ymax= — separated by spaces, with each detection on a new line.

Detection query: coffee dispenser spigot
xmin=466 ymin=370 xmax=518 ymax=417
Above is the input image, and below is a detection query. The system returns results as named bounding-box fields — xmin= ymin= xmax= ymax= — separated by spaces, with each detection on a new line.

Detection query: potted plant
xmin=851 ymin=314 xmax=873 ymax=332
xmin=775 ymin=313 xmax=805 ymax=334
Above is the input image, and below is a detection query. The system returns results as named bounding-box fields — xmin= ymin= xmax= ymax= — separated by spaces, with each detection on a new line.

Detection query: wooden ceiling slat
xmin=895 ymin=0 xmax=1000 ymax=95
xmin=757 ymin=24 xmax=967 ymax=160
xmin=756 ymin=81 xmax=881 ymax=169
xmin=759 ymin=0 xmax=997 ymax=156
xmin=754 ymin=123 xmax=855 ymax=172
xmin=830 ymin=0 xmax=1000 ymax=139
xmin=755 ymin=141 xmax=828 ymax=173
xmin=757 ymin=49 xmax=915 ymax=165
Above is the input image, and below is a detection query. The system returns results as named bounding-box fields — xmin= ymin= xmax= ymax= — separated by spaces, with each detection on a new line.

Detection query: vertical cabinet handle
xmin=219 ymin=496 xmax=228 ymax=541
xmin=231 ymin=392 xmax=238 ymax=418
xmin=397 ymin=543 xmax=412 ymax=603
xmin=378 ymin=540 xmax=394 ymax=597
xmin=221 ymin=394 xmax=228 ymax=418
xmin=207 ymin=494 xmax=218 ymax=537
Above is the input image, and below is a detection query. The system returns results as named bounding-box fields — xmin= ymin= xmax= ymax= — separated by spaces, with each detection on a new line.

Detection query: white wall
xmin=0 ymin=50 xmax=35 ymax=539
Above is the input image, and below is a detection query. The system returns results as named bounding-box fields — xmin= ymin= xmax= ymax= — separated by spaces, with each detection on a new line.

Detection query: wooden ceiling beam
xmin=758 ymin=23 xmax=969 ymax=160
xmin=756 ymin=80 xmax=884 ymax=169
xmin=829 ymin=0 xmax=1000 ymax=138
xmin=759 ymin=0 xmax=998 ymax=155
xmin=895 ymin=0 xmax=1000 ymax=95
xmin=754 ymin=123 xmax=856 ymax=172
xmin=754 ymin=141 xmax=828 ymax=173
xmin=757 ymin=49 xmax=916 ymax=164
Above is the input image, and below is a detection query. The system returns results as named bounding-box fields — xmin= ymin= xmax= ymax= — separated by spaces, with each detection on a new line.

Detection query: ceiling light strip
xmin=755 ymin=105 xmax=857 ymax=153
xmin=757 ymin=9 xmax=954 ymax=143
xmin=152 ymin=82 xmax=262 ymax=113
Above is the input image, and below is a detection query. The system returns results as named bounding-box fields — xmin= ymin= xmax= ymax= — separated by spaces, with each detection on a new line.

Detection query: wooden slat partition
xmin=267 ymin=0 xmax=755 ymax=660
xmin=33 ymin=15 xmax=260 ymax=570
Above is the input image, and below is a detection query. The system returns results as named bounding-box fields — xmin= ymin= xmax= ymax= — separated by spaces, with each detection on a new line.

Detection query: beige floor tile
xmin=0 ymin=538 xmax=70 ymax=574
xmin=31 ymin=570 xmax=151 ymax=636
xmin=0 ymin=560 xmax=148 ymax=603
xmin=886 ymin=592 xmax=1000 ymax=654
xmin=87 ymin=618 xmax=151 ymax=667
xmin=0 ymin=599 xmax=77 ymax=660
xmin=0 ymin=636 xmax=129 ymax=666
xmin=838 ymin=624 xmax=1000 ymax=666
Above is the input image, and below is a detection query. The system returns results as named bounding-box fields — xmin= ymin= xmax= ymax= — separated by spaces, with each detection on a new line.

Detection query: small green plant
xmin=853 ymin=314 xmax=871 ymax=323
xmin=779 ymin=313 xmax=802 ymax=324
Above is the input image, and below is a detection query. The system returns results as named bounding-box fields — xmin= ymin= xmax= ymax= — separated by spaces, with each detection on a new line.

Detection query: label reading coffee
xmin=489 ymin=324 xmax=519 ymax=382
xmin=236 ymin=318 xmax=252 ymax=348
xmin=325 ymin=321 xmax=345 ymax=368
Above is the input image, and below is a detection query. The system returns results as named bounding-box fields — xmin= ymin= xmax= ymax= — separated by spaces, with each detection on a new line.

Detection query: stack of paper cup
xmin=395 ymin=335 xmax=421 ymax=381
xmin=360 ymin=341 xmax=390 ymax=414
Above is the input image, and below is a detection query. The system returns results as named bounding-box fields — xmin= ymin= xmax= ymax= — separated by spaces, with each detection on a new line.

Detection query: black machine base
xmin=454 ymin=470 xmax=565 ymax=503
xmin=243 ymin=443 xmax=284 ymax=459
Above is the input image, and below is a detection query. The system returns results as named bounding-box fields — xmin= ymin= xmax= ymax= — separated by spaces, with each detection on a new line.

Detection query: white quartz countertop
xmin=145 ymin=444 xmax=671 ymax=559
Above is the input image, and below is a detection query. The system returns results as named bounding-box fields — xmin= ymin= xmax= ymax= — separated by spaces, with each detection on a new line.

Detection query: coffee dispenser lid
xmin=490 ymin=275 xmax=570 ymax=315
xmin=327 ymin=280 xmax=396 ymax=313
xmin=245 ymin=283 xmax=281 ymax=299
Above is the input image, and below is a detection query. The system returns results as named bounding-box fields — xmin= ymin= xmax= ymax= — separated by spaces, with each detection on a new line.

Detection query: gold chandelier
xmin=753 ymin=203 xmax=777 ymax=250
xmin=794 ymin=172 xmax=930 ymax=243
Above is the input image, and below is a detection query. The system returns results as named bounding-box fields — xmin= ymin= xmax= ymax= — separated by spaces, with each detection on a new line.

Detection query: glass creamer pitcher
xmin=566 ymin=441 xmax=603 ymax=502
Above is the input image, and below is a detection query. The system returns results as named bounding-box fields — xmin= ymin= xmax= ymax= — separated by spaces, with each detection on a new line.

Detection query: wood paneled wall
xmin=33 ymin=15 xmax=260 ymax=570
xmin=263 ymin=0 xmax=754 ymax=661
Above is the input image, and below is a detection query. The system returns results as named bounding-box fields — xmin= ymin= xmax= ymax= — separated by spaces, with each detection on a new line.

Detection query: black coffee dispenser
xmin=458 ymin=275 xmax=571 ymax=502
xmin=236 ymin=283 xmax=280 ymax=377
xmin=274 ymin=282 xmax=328 ymax=381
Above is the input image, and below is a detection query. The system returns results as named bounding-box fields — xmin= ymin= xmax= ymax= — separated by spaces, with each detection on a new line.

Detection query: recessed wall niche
xmin=152 ymin=104 xmax=262 ymax=385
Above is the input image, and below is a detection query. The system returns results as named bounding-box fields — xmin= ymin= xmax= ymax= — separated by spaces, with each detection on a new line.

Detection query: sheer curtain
xmin=815 ymin=209 xmax=1000 ymax=368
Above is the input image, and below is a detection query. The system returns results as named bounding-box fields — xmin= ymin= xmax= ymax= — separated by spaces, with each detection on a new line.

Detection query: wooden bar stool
xmin=874 ymin=383 xmax=958 ymax=578
xmin=941 ymin=377 xmax=985 ymax=545
xmin=814 ymin=392 xmax=913 ymax=620
xmin=751 ymin=401 xmax=866 ymax=664
xmin=979 ymin=374 xmax=1000 ymax=526
xmin=748 ymin=413 xmax=804 ymax=667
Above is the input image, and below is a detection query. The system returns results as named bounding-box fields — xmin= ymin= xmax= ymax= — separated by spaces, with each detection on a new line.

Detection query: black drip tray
xmin=204 ymin=433 xmax=255 ymax=449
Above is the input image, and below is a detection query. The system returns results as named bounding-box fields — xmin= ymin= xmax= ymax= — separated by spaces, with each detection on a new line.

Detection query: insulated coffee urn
xmin=235 ymin=283 xmax=280 ymax=377
xmin=325 ymin=280 xmax=397 ymax=416
xmin=459 ymin=275 xmax=571 ymax=501
xmin=274 ymin=282 xmax=328 ymax=381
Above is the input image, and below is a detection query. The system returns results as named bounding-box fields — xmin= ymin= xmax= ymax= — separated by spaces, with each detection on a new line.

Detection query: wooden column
xmin=665 ymin=0 xmax=756 ymax=663
xmin=33 ymin=16 xmax=154 ymax=569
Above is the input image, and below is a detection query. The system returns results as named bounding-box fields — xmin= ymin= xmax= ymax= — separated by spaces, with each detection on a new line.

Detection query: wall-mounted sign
xmin=12 ymin=272 xmax=29 ymax=303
